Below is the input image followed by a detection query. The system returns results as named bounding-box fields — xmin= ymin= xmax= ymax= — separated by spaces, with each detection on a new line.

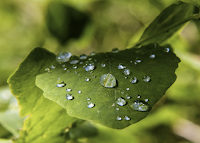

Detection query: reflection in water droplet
xmin=137 ymin=95 xmax=141 ymax=98
xmin=86 ymin=97 xmax=91 ymax=101
xmin=164 ymin=48 xmax=170 ymax=53
xmin=100 ymin=74 xmax=117 ymax=88
xmin=131 ymin=100 xmax=150 ymax=111
xmin=73 ymin=65 xmax=78 ymax=69
xmin=116 ymin=97 xmax=126 ymax=106
xmin=90 ymin=52 xmax=96 ymax=56
xmin=143 ymin=76 xmax=151 ymax=82
xmin=70 ymin=60 xmax=79 ymax=64
xmin=56 ymin=52 xmax=72 ymax=63
xmin=150 ymin=54 xmax=155 ymax=58
xmin=144 ymin=99 xmax=149 ymax=102
xmin=124 ymin=69 xmax=131 ymax=75
xmin=50 ymin=65 xmax=56 ymax=69
xmin=126 ymin=88 xmax=130 ymax=91
xmin=56 ymin=78 xmax=66 ymax=87
xmin=112 ymin=48 xmax=119 ymax=53
xmin=63 ymin=68 xmax=67 ymax=71
xmin=117 ymin=116 xmax=122 ymax=121
xmin=66 ymin=94 xmax=74 ymax=100
xmin=83 ymin=62 xmax=95 ymax=72
xmin=126 ymin=96 xmax=131 ymax=99
xmin=87 ymin=102 xmax=95 ymax=108
xmin=130 ymin=77 xmax=137 ymax=84
xmin=118 ymin=64 xmax=126 ymax=69
xmin=79 ymin=54 xmax=88 ymax=60
xmin=66 ymin=88 xmax=72 ymax=92
xmin=101 ymin=63 xmax=106 ymax=67
xmin=85 ymin=78 xmax=90 ymax=81
xmin=125 ymin=116 xmax=131 ymax=121
xmin=78 ymin=90 xmax=82 ymax=93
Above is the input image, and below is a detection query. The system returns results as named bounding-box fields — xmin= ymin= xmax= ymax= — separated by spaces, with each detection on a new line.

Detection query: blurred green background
xmin=0 ymin=0 xmax=200 ymax=143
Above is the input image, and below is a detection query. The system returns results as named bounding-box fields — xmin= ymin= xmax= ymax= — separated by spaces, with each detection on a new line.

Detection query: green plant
xmin=6 ymin=1 xmax=200 ymax=143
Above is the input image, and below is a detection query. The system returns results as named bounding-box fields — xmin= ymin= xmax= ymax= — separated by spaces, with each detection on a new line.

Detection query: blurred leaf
xmin=0 ymin=125 xmax=12 ymax=138
xmin=138 ymin=3 xmax=194 ymax=45
xmin=179 ymin=0 xmax=200 ymax=8
xmin=8 ymin=48 xmax=78 ymax=143
xmin=0 ymin=139 xmax=12 ymax=143
xmin=36 ymin=44 xmax=180 ymax=129
xmin=45 ymin=1 xmax=90 ymax=45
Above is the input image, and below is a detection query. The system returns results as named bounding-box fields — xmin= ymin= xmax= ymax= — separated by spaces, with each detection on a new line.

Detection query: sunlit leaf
xmin=36 ymin=44 xmax=180 ymax=129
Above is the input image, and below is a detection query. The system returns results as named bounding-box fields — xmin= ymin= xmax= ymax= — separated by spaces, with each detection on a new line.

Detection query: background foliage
xmin=1 ymin=0 xmax=200 ymax=143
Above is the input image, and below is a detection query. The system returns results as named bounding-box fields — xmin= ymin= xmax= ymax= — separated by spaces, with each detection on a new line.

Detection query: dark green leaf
xmin=36 ymin=44 xmax=180 ymax=129
xmin=138 ymin=3 xmax=194 ymax=45
xmin=8 ymin=48 xmax=77 ymax=143
xmin=179 ymin=0 xmax=200 ymax=8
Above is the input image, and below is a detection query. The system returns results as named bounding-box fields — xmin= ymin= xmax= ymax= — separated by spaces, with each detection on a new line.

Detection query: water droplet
xmin=135 ymin=59 xmax=142 ymax=63
xmin=66 ymin=94 xmax=74 ymax=100
xmin=100 ymin=73 xmax=117 ymax=88
xmin=56 ymin=52 xmax=72 ymax=63
xmin=112 ymin=48 xmax=119 ymax=53
xmin=63 ymin=68 xmax=67 ymax=71
xmin=85 ymin=78 xmax=90 ymax=81
xmin=66 ymin=88 xmax=72 ymax=92
xmin=116 ymin=108 xmax=119 ymax=111
xmin=78 ymin=90 xmax=82 ymax=93
xmin=118 ymin=64 xmax=126 ymax=69
xmin=83 ymin=62 xmax=95 ymax=72
xmin=116 ymin=97 xmax=126 ymax=106
xmin=124 ymin=116 xmax=131 ymax=121
xmin=131 ymin=100 xmax=150 ymax=111
xmin=130 ymin=77 xmax=137 ymax=84
xmin=86 ymin=97 xmax=91 ymax=101
xmin=56 ymin=78 xmax=66 ymax=87
xmin=124 ymin=69 xmax=131 ymax=75
xmin=112 ymin=103 xmax=115 ymax=106
xmin=137 ymin=95 xmax=141 ymax=98
xmin=45 ymin=68 xmax=50 ymax=71
xmin=143 ymin=76 xmax=151 ymax=82
xmin=87 ymin=102 xmax=95 ymax=108
xmin=126 ymin=96 xmax=131 ymax=99
xmin=79 ymin=54 xmax=88 ymax=60
xmin=144 ymin=99 xmax=149 ymax=102
xmin=126 ymin=88 xmax=130 ymax=91
xmin=101 ymin=63 xmax=106 ymax=67
xmin=90 ymin=52 xmax=96 ymax=56
xmin=73 ymin=65 xmax=78 ymax=69
xmin=69 ymin=56 xmax=80 ymax=64
xmin=79 ymin=61 xmax=83 ymax=64
xmin=164 ymin=48 xmax=170 ymax=53
xmin=70 ymin=60 xmax=79 ymax=64
xmin=117 ymin=116 xmax=122 ymax=121
xmin=124 ymin=76 xmax=128 ymax=79
xmin=50 ymin=65 xmax=56 ymax=69
xmin=150 ymin=54 xmax=155 ymax=58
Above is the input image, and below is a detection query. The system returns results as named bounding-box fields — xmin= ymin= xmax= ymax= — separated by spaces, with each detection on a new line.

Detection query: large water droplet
xmin=116 ymin=116 xmax=122 ymax=121
xmin=118 ymin=64 xmax=126 ymax=69
xmin=124 ymin=116 xmax=131 ymax=121
xmin=79 ymin=54 xmax=88 ymax=60
xmin=56 ymin=51 xmax=72 ymax=63
xmin=100 ymin=74 xmax=117 ymax=88
xmin=164 ymin=48 xmax=170 ymax=53
xmin=83 ymin=62 xmax=95 ymax=72
xmin=66 ymin=94 xmax=74 ymax=100
xmin=150 ymin=54 xmax=155 ymax=58
xmin=116 ymin=97 xmax=126 ymax=106
xmin=87 ymin=102 xmax=95 ymax=108
xmin=130 ymin=77 xmax=137 ymax=84
xmin=143 ymin=76 xmax=151 ymax=82
xmin=112 ymin=48 xmax=119 ymax=53
xmin=131 ymin=100 xmax=150 ymax=111
xmin=124 ymin=69 xmax=131 ymax=75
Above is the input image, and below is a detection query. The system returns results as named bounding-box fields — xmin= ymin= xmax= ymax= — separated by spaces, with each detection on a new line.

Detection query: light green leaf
xmin=138 ymin=3 xmax=194 ymax=45
xmin=36 ymin=44 xmax=180 ymax=129
xmin=8 ymin=48 xmax=78 ymax=143
xmin=179 ymin=0 xmax=200 ymax=8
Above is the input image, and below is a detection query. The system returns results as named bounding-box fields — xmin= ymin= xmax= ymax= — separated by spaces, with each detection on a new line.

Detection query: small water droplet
xmin=143 ymin=76 xmax=151 ymax=82
xmin=144 ymin=99 xmax=149 ymax=102
xmin=87 ymin=102 xmax=95 ymax=108
xmin=124 ymin=116 xmax=131 ymax=121
xmin=101 ymin=63 xmax=106 ymax=67
xmin=70 ymin=60 xmax=79 ymax=64
xmin=83 ymin=62 xmax=95 ymax=72
xmin=50 ymin=65 xmax=56 ymax=69
xmin=100 ymin=73 xmax=117 ymax=88
xmin=118 ymin=64 xmax=126 ymax=69
xmin=164 ymin=48 xmax=170 ymax=53
xmin=86 ymin=97 xmax=91 ymax=101
xmin=126 ymin=95 xmax=131 ymax=99
xmin=63 ymin=68 xmax=67 ymax=71
xmin=112 ymin=48 xmax=119 ymax=53
xmin=79 ymin=54 xmax=88 ymax=60
xmin=116 ymin=97 xmax=126 ymax=106
xmin=135 ymin=59 xmax=142 ymax=63
xmin=130 ymin=61 xmax=133 ymax=63
xmin=112 ymin=103 xmax=115 ymax=106
xmin=137 ymin=95 xmax=141 ymax=98
xmin=121 ymin=92 xmax=124 ymax=94
xmin=45 ymin=68 xmax=50 ymax=71
xmin=92 ymin=76 xmax=97 ymax=78
xmin=66 ymin=88 xmax=72 ymax=92
xmin=79 ymin=61 xmax=83 ymax=64
xmin=131 ymin=100 xmax=150 ymax=111
xmin=116 ymin=108 xmax=119 ymax=111
xmin=124 ymin=69 xmax=131 ymax=75
xmin=90 ymin=52 xmax=96 ymax=56
xmin=124 ymin=76 xmax=128 ymax=79
xmin=56 ymin=78 xmax=66 ymax=87
xmin=78 ymin=90 xmax=82 ymax=93
xmin=117 ymin=116 xmax=122 ymax=121
xmin=73 ymin=65 xmax=78 ymax=69
xmin=126 ymin=88 xmax=130 ymax=91
xmin=85 ymin=78 xmax=90 ymax=81
xmin=130 ymin=77 xmax=137 ymax=84
xmin=56 ymin=52 xmax=72 ymax=63
xmin=150 ymin=54 xmax=155 ymax=58
xmin=69 ymin=56 xmax=80 ymax=64
xmin=66 ymin=94 xmax=74 ymax=100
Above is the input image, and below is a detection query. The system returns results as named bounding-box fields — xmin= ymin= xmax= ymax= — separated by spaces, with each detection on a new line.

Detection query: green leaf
xmin=8 ymin=48 xmax=77 ymax=143
xmin=179 ymin=0 xmax=200 ymax=8
xmin=36 ymin=44 xmax=180 ymax=129
xmin=138 ymin=3 xmax=194 ymax=45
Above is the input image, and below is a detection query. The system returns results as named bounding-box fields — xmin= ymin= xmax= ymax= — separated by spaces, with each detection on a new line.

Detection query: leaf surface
xmin=8 ymin=48 xmax=77 ymax=143
xmin=36 ymin=44 xmax=180 ymax=129
xmin=179 ymin=0 xmax=200 ymax=8
xmin=138 ymin=3 xmax=194 ymax=45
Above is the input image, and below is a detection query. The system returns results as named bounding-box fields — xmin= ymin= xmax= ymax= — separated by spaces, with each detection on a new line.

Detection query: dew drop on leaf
xmin=118 ymin=64 xmax=126 ymax=69
xmin=116 ymin=108 xmax=119 ymax=111
xmin=79 ymin=54 xmax=88 ymax=60
xmin=90 ymin=52 xmax=96 ymax=56
xmin=143 ymin=76 xmax=151 ymax=82
xmin=131 ymin=100 xmax=150 ymax=112
xmin=66 ymin=88 xmax=72 ymax=92
xmin=124 ymin=69 xmax=131 ymax=75
xmin=56 ymin=51 xmax=72 ymax=63
xmin=73 ymin=65 xmax=78 ymax=69
xmin=45 ymin=68 xmax=50 ymax=72
xmin=83 ymin=62 xmax=95 ymax=72
xmin=86 ymin=97 xmax=91 ymax=101
xmin=137 ymin=95 xmax=141 ymax=98
xmin=126 ymin=88 xmax=130 ymax=91
xmin=101 ymin=63 xmax=106 ymax=67
xmin=100 ymin=73 xmax=117 ymax=88
xmin=116 ymin=116 xmax=122 ymax=121
xmin=85 ymin=78 xmax=90 ymax=81
xmin=111 ymin=48 xmax=119 ymax=53
xmin=78 ymin=90 xmax=82 ymax=93
xmin=164 ymin=48 xmax=170 ymax=53
xmin=87 ymin=102 xmax=95 ymax=108
xmin=124 ymin=116 xmax=131 ymax=121
xmin=116 ymin=97 xmax=126 ymax=106
xmin=50 ymin=65 xmax=56 ymax=69
xmin=66 ymin=94 xmax=74 ymax=100
xmin=56 ymin=78 xmax=66 ymax=87
xmin=130 ymin=77 xmax=137 ymax=84
xmin=144 ymin=99 xmax=149 ymax=102
xmin=150 ymin=54 xmax=155 ymax=58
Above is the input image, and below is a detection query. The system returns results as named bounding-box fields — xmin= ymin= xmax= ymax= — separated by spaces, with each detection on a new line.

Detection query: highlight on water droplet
xmin=111 ymin=48 xmax=119 ymax=53
xmin=69 ymin=55 xmax=80 ymax=64
xmin=144 ymin=99 xmax=149 ymax=102
xmin=137 ymin=95 xmax=141 ymax=98
xmin=87 ymin=102 xmax=95 ymax=108
xmin=124 ymin=69 xmax=131 ymax=75
xmin=85 ymin=78 xmax=90 ymax=81
xmin=83 ymin=62 xmax=95 ymax=72
xmin=50 ymin=65 xmax=56 ymax=69
xmin=150 ymin=54 xmax=155 ymax=58
xmin=131 ymin=100 xmax=150 ymax=112
xmin=100 ymin=73 xmax=117 ymax=88
xmin=164 ymin=47 xmax=170 ymax=53
xmin=66 ymin=94 xmax=74 ymax=100
xmin=78 ymin=90 xmax=82 ymax=93
xmin=118 ymin=63 xmax=126 ymax=69
xmin=143 ymin=76 xmax=151 ymax=82
xmin=56 ymin=51 xmax=72 ymax=63
xmin=126 ymin=88 xmax=130 ymax=91
xmin=90 ymin=52 xmax=96 ymax=56
xmin=79 ymin=54 xmax=88 ymax=60
xmin=56 ymin=78 xmax=66 ymax=87
xmin=130 ymin=77 xmax=137 ymax=84
xmin=86 ymin=97 xmax=91 ymax=101
xmin=116 ymin=97 xmax=126 ymax=106
xmin=116 ymin=116 xmax=122 ymax=121
xmin=101 ymin=63 xmax=106 ymax=67
xmin=66 ymin=88 xmax=72 ymax=92
xmin=73 ymin=65 xmax=78 ymax=69
xmin=124 ymin=116 xmax=131 ymax=121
